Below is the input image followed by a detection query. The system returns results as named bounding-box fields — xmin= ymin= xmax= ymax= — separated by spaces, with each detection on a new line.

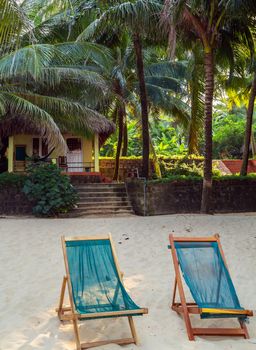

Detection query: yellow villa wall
xmin=8 ymin=133 xmax=95 ymax=172
xmin=50 ymin=134 xmax=93 ymax=163
xmin=82 ymin=137 xmax=93 ymax=164
xmin=13 ymin=134 xmax=33 ymax=156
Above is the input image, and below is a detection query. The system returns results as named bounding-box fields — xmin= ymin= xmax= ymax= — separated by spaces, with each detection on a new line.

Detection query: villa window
xmin=32 ymin=138 xmax=48 ymax=157
xmin=66 ymin=138 xmax=81 ymax=151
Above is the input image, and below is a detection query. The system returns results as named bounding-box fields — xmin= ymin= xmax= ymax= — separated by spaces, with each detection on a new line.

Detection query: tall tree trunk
xmin=240 ymin=74 xmax=256 ymax=176
xmin=149 ymin=135 xmax=162 ymax=178
xmin=188 ymin=80 xmax=199 ymax=154
xmin=113 ymin=83 xmax=125 ymax=181
xmin=188 ymin=43 xmax=201 ymax=155
xmin=251 ymin=132 xmax=256 ymax=158
xmin=113 ymin=105 xmax=125 ymax=181
xmin=201 ymin=50 xmax=214 ymax=213
xmin=122 ymin=117 xmax=128 ymax=156
xmin=133 ymin=32 xmax=150 ymax=179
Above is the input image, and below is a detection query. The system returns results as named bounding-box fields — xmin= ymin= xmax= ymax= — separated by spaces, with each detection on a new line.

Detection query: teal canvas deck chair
xmin=169 ymin=234 xmax=253 ymax=340
xmin=56 ymin=234 xmax=148 ymax=350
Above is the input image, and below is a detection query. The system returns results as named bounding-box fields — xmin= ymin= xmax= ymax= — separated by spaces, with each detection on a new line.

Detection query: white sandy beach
xmin=0 ymin=214 xmax=256 ymax=350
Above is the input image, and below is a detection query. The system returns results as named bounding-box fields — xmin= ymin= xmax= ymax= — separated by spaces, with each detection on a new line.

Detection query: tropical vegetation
xmin=23 ymin=163 xmax=77 ymax=216
xmin=1 ymin=0 xmax=256 ymax=213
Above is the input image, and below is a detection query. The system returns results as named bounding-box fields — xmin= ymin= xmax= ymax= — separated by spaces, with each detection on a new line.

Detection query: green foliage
xmin=213 ymin=173 xmax=256 ymax=180
xmin=160 ymin=159 xmax=204 ymax=177
xmin=0 ymin=172 xmax=26 ymax=188
xmin=150 ymin=175 xmax=202 ymax=183
xmin=100 ymin=114 xmax=189 ymax=157
xmin=159 ymin=158 xmax=221 ymax=178
xmin=150 ymin=173 xmax=256 ymax=184
xmin=213 ymin=109 xmax=248 ymax=159
xmin=23 ymin=163 xmax=77 ymax=216
xmin=99 ymin=154 xmax=204 ymax=161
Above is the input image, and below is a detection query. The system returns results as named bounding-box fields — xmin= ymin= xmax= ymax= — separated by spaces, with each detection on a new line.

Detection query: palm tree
xmin=240 ymin=71 xmax=256 ymax=175
xmin=77 ymin=0 xmax=163 ymax=179
xmin=163 ymin=0 xmax=256 ymax=212
xmin=0 ymin=1 xmax=115 ymax=153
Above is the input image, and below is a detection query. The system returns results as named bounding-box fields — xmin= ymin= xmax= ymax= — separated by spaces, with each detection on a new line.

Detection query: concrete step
xmin=75 ymin=188 xmax=126 ymax=194
xmin=72 ymin=207 xmax=133 ymax=215
xmin=77 ymin=203 xmax=131 ymax=209
xmin=77 ymin=196 xmax=128 ymax=203
xmin=78 ymin=192 xmax=127 ymax=198
xmin=66 ymin=210 xmax=134 ymax=218
xmin=74 ymin=184 xmax=125 ymax=190
xmin=71 ymin=183 xmax=134 ymax=217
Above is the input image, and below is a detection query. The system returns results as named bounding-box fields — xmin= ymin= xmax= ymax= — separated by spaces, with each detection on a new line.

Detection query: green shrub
xmin=159 ymin=157 xmax=221 ymax=179
xmin=160 ymin=160 xmax=203 ymax=177
xmin=150 ymin=174 xmax=202 ymax=183
xmin=213 ymin=173 xmax=256 ymax=180
xmin=23 ymin=162 xmax=78 ymax=216
xmin=99 ymin=155 xmax=204 ymax=161
xmin=0 ymin=172 xmax=26 ymax=188
xmin=150 ymin=173 xmax=256 ymax=184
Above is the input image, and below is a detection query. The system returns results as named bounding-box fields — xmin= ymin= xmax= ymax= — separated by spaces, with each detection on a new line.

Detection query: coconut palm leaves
xmin=0 ymin=1 xmax=115 ymax=151
xmin=0 ymin=0 xmax=34 ymax=53
xmin=162 ymin=0 xmax=256 ymax=212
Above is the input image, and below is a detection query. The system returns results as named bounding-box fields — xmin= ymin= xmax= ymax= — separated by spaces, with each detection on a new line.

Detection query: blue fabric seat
xmin=65 ymin=239 xmax=142 ymax=317
xmin=174 ymin=241 xmax=246 ymax=319
xmin=57 ymin=235 xmax=148 ymax=349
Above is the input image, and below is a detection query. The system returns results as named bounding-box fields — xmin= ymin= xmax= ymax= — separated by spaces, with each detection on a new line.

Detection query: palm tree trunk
xmin=113 ymin=105 xmax=125 ymax=181
xmin=149 ymin=135 xmax=162 ymax=178
xmin=188 ymin=80 xmax=199 ymax=154
xmin=113 ymin=83 xmax=125 ymax=181
xmin=188 ymin=44 xmax=201 ymax=155
xmin=133 ymin=32 xmax=150 ymax=179
xmin=251 ymin=132 xmax=256 ymax=158
xmin=240 ymin=74 xmax=256 ymax=176
xmin=201 ymin=50 xmax=214 ymax=213
xmin=122 ymin=117 xmax=128 ymax=156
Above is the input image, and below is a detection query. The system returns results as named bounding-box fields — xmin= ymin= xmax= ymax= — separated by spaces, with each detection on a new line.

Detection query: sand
xmin=0 ymin=214 xmax=255 ymax=350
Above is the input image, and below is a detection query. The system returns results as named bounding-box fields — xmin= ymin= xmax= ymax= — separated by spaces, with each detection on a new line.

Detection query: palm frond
xmin=0 ymin=91 xmax=66 ymax=151
xmin=77 ymin=0 xmax=162 ymax=41
xmin=0 ymin=0 xmax=33 ymax=53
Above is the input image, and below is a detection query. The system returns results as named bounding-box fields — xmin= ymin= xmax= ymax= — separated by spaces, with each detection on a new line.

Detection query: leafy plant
xmin=160 ymin=158 xmax=203 ymax=177
xmin=0 ymin=172 xmax=26 ymax=188
xmin=23 ymin=163 xmax=78 ymax=216
xmin=213 ymin=109 xmax=249 ymax=159
xmin=159 ymin=157 xmax=221 ymax=178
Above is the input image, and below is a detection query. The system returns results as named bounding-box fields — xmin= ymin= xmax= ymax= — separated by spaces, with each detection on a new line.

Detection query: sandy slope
xmin=0 ymin=214 xmax=255 ymax=350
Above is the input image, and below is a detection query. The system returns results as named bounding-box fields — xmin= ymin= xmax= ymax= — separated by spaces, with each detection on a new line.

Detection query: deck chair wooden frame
xmin=169 ymin=234 xmax=253 ymax=340
xmin=56 ymin=234 xmax=148 ymax=350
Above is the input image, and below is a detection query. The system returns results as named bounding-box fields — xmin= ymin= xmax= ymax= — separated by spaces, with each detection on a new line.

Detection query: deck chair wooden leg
xmin=73 ymin=316 xmax=82 ymax=350
xmin=171 ymin=277 xmax=177 ymax=307
xmin=57 ymin=276 xmax=67 ymax=320
xmin=169 ymin=235 xmax=195 ymax=341
xmin=239 ymin=319 xmax=249 ymax=339
xmin=128 ymin=316 xmax=138 ymax=345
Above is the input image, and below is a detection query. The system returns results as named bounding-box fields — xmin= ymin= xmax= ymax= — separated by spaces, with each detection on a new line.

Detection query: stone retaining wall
xmin=100 ymin=159 xmax=154 ymax=180
xmin=0 ymin=186 xmax=33 ymax=215
xmin=2 ymin=178 xmax=256 ymax=216
xmin=99 ymin=158 xmax=203 ymax=181
xmin=126 ymin=179 xmax=256 ymax=215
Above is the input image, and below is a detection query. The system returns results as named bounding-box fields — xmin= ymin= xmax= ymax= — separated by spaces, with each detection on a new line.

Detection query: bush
xmin=23 ymin=163 xmax=78 ymax=216
xmin=159 ymin=157 xmax=221 ymax=179
xmin=213 ymin=110 xmax=247 ymax=159
xmin=0 ymin=172 xmax=26 ymax=188
xmin=150 ymin=174 xmax=202 ymax=183
xmin=160 ymin=159 xmax=203 ymax=177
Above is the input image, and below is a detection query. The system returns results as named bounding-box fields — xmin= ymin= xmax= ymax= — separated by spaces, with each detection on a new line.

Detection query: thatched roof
xmin=0 ymin=114 xmax=115 ymax=146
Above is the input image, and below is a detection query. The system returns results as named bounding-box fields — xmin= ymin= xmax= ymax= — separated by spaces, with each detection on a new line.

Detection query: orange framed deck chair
xmin=169 ymin=234 xmax=253 ymax=340
xmin=56 ymin=234 xmax=148 ymax=350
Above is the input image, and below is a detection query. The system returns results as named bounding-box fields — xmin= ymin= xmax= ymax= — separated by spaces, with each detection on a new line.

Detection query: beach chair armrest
xmin=201 ymin=308 xmax=253 ymax=317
